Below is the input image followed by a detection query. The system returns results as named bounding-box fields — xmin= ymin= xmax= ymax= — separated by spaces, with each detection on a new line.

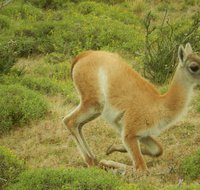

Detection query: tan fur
xmin=63 ymin=43 xmax=200 ymax=171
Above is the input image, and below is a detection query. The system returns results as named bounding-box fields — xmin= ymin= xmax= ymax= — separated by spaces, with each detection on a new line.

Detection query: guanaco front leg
xmin=106 ymin=136 xmax=163 ymax=157
xmin=123 ymin=133 xmax=147 ymax=170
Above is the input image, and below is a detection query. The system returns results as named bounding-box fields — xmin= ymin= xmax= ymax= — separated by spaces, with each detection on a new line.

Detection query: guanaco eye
xmin=189 ymin=64 xmax=199 ymax=73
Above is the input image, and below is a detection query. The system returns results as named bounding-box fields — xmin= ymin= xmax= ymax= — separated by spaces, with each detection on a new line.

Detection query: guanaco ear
xmin=185 ymin=42 xmax=193 ymax=55
xmin=178 ymin=45 xmax=187 ymax=66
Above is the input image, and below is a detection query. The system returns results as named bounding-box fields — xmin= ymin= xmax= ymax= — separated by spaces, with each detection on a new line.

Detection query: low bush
xmin=0 ymin=15 xmax=10 ymax=30
xmin=5 ymin=168 xmax=125 ymax=190
xmin=0 ymin=146 xmax=25 ymax=189
xmin=118 ymin=183 xmax=155 ymax=190
xmin=20 ymin=76 xmax=62 ymax=95
xmin=0 ymin=84 xmax=48 ymax=134
xmin=0 ymin=40 xmax=17 ymax=74
xmin=20 ymin=75 xmax=78 ymax=104
xmin=162 ymin=183 xmax=200 ymax=190
xmin=179 ymin=149 xmax=200 ymax=180
xmin=0 ymin=2 xmax=43 ymax=21
xmin=34 ymin=54 xmax=71 ymax=81
xmin=143 ymin=11 xmax=200 ymax=84
xmin=24 ymin=0 xmax=70 ymax=10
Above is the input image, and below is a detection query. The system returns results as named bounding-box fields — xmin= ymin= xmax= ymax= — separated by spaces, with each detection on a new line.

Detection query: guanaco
xmin=63 ymin=43 xmax=200 ymax=171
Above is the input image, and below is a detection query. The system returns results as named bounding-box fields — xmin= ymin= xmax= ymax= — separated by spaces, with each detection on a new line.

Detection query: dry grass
xmin=0 ymin=88 xmax=200 ymax=187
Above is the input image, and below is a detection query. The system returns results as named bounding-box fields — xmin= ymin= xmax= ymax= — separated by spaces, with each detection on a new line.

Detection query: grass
xmin=0 ymin=82 xmax=199 ymax=188
xmin=0 ymin=0 xmax=200 ymax=189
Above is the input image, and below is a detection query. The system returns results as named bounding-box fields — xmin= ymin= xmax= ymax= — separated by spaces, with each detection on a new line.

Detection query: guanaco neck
xmin=161 ymin=65 xmax=194 ymax=120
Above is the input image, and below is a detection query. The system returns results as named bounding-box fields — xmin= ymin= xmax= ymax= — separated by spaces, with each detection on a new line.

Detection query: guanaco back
xmin=63 ymin=43 xmax=200 ymax=170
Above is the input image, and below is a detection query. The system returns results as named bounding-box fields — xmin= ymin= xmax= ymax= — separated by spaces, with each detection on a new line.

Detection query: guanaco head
xmin=178 ymin=43 xmax=200 ymax=83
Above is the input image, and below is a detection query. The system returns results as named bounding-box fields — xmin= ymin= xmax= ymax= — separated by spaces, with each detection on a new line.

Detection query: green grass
xmin=0 ymin=84 xmax=49 ymax=134
xmin=5 ymin=168 xmax=125 ymax=190
xmin=180 ymin=149 xmax=200 ymax=180
xmin=0 ymin=146 xmax=26 ymax=189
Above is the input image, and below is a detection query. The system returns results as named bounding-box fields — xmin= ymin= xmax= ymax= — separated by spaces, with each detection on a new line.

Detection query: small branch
xmin=0 ymin=0 xmax=13 ymax=10
xmin=0 ymin=177 xmax=7 ymax=182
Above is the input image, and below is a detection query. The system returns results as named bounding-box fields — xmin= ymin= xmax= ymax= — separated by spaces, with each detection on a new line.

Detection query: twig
xmin=0 ymin=177 xmax=7 ymax=182
xmin=0 ymin=0 xmax=13 ymax=10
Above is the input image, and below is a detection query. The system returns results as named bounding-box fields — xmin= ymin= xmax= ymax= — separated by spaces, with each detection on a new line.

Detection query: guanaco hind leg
xmin=63 ymin=101 xmax=102 ymax=166
xmin=106 ymin=136 xmax=163 ymax=157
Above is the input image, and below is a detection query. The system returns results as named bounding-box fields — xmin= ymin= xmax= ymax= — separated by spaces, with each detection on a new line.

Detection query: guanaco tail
xmin=63 ymin=43 xmax=200 ymax=171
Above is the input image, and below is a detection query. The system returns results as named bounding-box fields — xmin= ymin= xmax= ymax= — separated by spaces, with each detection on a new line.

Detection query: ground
xmin=0 ymin=85 xmax=199 ymax=188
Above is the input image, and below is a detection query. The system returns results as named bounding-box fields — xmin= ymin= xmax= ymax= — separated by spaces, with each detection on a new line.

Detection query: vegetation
xmin=0 ymin=146 xmax=26 ymax=189
xmin=0 ymin=84 xmax=48 ymax=134
xmin=143 ymin=11 xmax=200 ymax=84
xmin=180 ymin=149 xmax=200 ymax=180
xmin=0 ymin=0 xmax=200 ymax=189
xmin=5 ymin=168 xmax=125 ymax=190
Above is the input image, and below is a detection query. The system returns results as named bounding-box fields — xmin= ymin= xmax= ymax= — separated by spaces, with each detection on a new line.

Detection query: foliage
xmin=162 ymin=183 xmax=200 ymax=190
xmin=0 ymin=39 xmax=17 ymax=74
xmin=0 ymin=84 xmax=48 ymax=134
xmin=0 ymin=146 xmax=26 ymax=189
xmin=179 ymin=149 xmax=200 ymax=180
xmin=20 ymin=75 xmax=78 ymax=104
xmin=143 ymin=11 xmax=200 ymax=84
xmin=117 ymin=183 xmax=155 ymax=190
xmin=20 ymin=76 xmax=63 ymax=95
xmin=0 ymin=14 xmax=10 ymax=30
xmin=5 ymin=168 xmax=125 ymax=190
xmin=35 ymin=54 xmax=71 ymax=81
xmin=0 ymin=0 xmax=143 ymax=67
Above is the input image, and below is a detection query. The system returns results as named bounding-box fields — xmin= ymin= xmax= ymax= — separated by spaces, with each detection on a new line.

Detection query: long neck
xmin=162 ymin=66 xmax=194 ymax=118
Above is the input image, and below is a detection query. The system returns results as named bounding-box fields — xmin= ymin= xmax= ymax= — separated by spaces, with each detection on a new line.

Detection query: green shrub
xmin=143 ymin=12 xmax=200 ymax=84
xmin=184 ymin=0 xmax=200 ymax=6
xmin=179 ymin=149 xmax=200 ymax=180
xmin=0 ymin=2 xmax=43 ymax=21
xmin=162 ymin=183 xmax=200 ymax=190
xmin=6 ymin=168 xmax=125 ymax=190
xmin=0 ymin=15 xmax=10 ymax=30
xmin=57 ymin=13 xmax=143 ymax=56
xmin=0 ymin=84 xmax=48 ymax=134
xmin=0 ymin=39 xmax=17 ymax=74
xmin=20 ymin=75 xmax=78 ymax=104
xmin=0 ymin=146 xmax=25 ymax=189
xmin=118 ymin=183 xmax=155 ymax=190
xmin=20 ymin=76 xmax=62 ymax=95
xmin=24 ymin=0 xmax=70 ymax=9
xmin=0 ymin=75 xmax=21 ymax=85
xmin=34 ymin=55 xmax=71 ymax=81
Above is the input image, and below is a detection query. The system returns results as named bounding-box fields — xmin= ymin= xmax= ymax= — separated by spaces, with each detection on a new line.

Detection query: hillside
xmin=0 ymin=0 xmax=200 ymax=189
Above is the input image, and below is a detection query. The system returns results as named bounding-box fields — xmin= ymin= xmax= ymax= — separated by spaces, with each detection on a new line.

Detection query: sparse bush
xmin=94 ymin=0 xmax=125 ymax=5
xmin=24 ymin=0 xmax=69 ymax=9
xmin=0 ymin=146 xmax=25 ymax=189
xmin=0 ymin=75 xmax=21 ymax=85
xmin=0 ymin=2 xmax=43 ymax=20
xmin=162 ymin=183 xmax=200 ymax=190
xmin=118 ymin=183 xmax=155 ymax=190
xmin=20 ymin=76 xmax=62 ymax=95
xmin=0 ymin=15 xmax=10 ymax=30
xmin=0 ymin=84 xmax=48 ymax=134
xmin=20 ymin=75 xmax=78 ymax=104
xmin=143 ymin=11 xmax=200 ymax=84
xmin=184 ymin=0 xmax=200 ymax=6
xmin=5 ymin=168 xmax=125 ymax=190
xmin=179 ymin=149 xmax=200 ymax=180
xmin=0 ymin=39 xmax=17 ymax=74
xmin=33 ymin=59 xmax=71 ymax=81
